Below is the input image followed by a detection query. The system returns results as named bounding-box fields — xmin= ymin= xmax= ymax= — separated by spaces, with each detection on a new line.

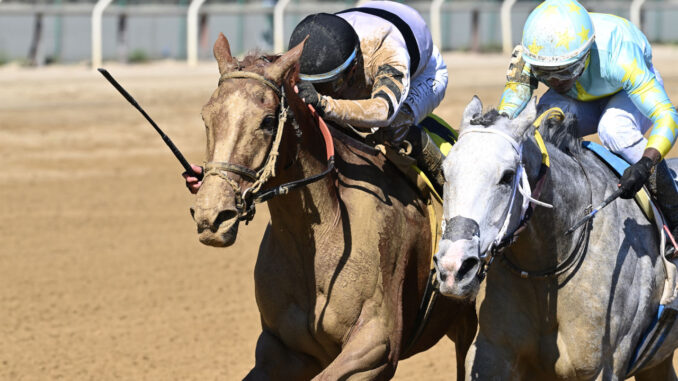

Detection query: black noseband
xmin=443 ymin=216 xmax=480 ymax=242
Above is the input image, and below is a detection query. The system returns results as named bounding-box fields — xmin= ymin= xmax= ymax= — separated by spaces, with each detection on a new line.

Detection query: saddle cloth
xmin=582 ymin=141 xmax=678 ymax=376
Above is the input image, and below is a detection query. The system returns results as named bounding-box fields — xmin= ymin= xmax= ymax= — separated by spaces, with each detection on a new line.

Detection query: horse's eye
xmin=260 ymin=115 xmax=277 ymax=133
xmin=499 ymin=170 xmax=515 ymax=186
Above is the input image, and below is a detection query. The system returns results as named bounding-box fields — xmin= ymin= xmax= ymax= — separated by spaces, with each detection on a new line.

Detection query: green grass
xmin=128 ymin=49 xmax=149 ymax=63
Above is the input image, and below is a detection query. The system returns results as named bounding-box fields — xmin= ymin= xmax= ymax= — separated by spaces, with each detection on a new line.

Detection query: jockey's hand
xmin=296 ymin=82 xmax=325 ymax=116
xmin=619 ymin=156 xmax=654 ymax=199
xmin=506 ymin=45 xmax=537 ymax=88
xmin=182 ymin=164 xmax=203 ymax=194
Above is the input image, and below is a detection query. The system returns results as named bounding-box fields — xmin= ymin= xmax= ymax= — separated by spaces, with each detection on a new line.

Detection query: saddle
xmin=373 ymin=114 xmax=457 ymax=203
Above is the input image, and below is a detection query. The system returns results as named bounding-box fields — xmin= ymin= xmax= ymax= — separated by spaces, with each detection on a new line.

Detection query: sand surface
xmin=4 ymin=48 xmax=678 ymax=380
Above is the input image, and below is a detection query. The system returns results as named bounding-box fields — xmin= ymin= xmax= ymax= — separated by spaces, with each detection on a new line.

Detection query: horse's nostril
xmin=456 ymin=257 xmax=479 ymax=280
xmin=211 ymin=210 xmax=238 ymax=232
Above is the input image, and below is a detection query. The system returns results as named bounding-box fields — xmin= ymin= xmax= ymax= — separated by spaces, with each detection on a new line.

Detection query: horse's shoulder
xmin=328 ymin=127 xmax=427 ymax=211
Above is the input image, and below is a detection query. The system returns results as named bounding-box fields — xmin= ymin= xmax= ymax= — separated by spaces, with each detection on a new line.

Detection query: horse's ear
xmin=459 ymin=96 xmax=482 ymax=132
xmin=214 ymin=33 xmax=236 ymax=74
xmin=511 ymin=96 xmax=537 ymax=139
xmin=265 ymin=37 xmax=307 ymax=81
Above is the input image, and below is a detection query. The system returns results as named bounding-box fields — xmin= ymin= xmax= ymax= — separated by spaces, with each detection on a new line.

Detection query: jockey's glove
xmin=297 ymin=82 xmax=325 ymax=116
xmin=506 ymin=45 xmax=538 ymax=88
xmin=619 ymin=156 xmax=655 ymax=199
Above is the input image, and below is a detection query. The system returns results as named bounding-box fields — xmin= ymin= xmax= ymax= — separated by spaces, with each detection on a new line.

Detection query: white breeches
xmin=537 ymin=69 xmax=663 ymax=164
xmin=405 ymin=44 xmax=448 ymax=124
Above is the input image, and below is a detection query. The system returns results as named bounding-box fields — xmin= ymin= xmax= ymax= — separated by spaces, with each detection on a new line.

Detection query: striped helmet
xmin=521 ymin=0 xmax=595 ymax=67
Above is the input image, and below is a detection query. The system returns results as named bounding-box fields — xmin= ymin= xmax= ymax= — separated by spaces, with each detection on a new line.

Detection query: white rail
xmin=91 ymin=0 xmax=113 ymax=69
xmin=187 ymin=0 xmax=207 ymax=66
xmin=501 ymin=0 xmax=517 ymax=54
xmin=273 ymin=0 xmax=292 ymax=53
xmin=430 ymin=0 xmax=445 ymax=49
xmin=630 ymin=0 xmax=646 ymax=28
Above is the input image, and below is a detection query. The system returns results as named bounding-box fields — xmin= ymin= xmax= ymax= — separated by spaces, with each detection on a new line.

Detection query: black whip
xmin=566 ymin=188 xmax=623 ymax=235
xmin=97 ymin=68 xmax=202 ymax=180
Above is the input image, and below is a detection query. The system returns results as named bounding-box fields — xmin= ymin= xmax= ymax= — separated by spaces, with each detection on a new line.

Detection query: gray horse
xmin=434 ymin=96 xmax=678 ymax=380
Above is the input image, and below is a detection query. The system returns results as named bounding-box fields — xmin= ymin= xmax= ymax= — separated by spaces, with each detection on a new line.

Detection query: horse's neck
xmin=512 ymin=139 xmax=593 ymax=269
xmin=265 ymin=114 xmax=341 ymax=252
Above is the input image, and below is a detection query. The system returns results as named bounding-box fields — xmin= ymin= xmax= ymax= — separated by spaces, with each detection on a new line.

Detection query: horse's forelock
xmin=234 ymin=50 xmax=300 ymax=88
xmin=469 ymin=109 xmax=504 ymax=128
xmin=538 ymin=112 xmax=582 ymax=157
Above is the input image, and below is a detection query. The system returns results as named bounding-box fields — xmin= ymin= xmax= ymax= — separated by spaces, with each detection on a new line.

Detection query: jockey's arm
xmin=498 ymin=46 xmax=538 ymax=118
xmin=399 ymin=45 xmax=448 ymax=125
xmin=321 ymin=60 xmax=410 ymax=128
xmin=613 ymin=47 xmax=678 ymax=160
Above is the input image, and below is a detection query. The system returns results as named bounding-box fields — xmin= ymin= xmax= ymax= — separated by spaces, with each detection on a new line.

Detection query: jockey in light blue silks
xmin=498 ymin=0 xmax=678 ymax=237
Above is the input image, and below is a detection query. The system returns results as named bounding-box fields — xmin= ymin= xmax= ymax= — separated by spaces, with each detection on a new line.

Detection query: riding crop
xmin=566 ymin=188 xmax=623 ymax=235
xmin=97 ymin=68 xmax=202 ymax=180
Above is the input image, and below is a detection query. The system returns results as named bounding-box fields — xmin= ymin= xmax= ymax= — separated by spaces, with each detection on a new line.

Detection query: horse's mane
xmin=469 ymin=109 xmax=502 ymax=127
xmin=537 ymin=111 xmax=582 ymax=157
xmin=469 ymin=108 xmax=582 ymax=157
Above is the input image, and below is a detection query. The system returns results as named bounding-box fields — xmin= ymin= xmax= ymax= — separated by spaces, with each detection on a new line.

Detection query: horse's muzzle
xmin=191 ymin=205 xmax=240 ymax=247
xmin=434 ymin=238 xmax=481 ymax=300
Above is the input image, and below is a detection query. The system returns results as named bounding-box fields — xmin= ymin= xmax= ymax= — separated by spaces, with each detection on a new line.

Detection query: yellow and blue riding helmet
xmin=521 ymin=0 xmax=595 ymax=71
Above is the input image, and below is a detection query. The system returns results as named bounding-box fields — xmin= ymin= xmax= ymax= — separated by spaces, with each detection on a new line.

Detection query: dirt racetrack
xmin=4 ymin=49 xmax=678 ymax=380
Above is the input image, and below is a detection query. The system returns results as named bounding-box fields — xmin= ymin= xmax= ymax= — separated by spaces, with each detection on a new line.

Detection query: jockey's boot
xmin=648 ymin=159 xmax=678 ymax=244
xmin=406 ymin=126 xmax=446 ymax=196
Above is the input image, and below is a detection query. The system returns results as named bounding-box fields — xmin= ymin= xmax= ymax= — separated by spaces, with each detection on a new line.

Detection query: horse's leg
xmin=446 ymin=304 xmax=479 ymax=381
xmin=312 ymin=318 xmax=394 ymax=381
xmin=634 ymin=353 xmax=677 ymax=381
xmin=465 ymin=334 xmax=516 ymax=381
xmin=245 ymin=330 xmax=322 ymax=381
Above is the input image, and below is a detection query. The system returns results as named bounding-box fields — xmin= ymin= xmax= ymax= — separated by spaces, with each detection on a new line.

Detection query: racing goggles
xmin=298 ymin=47 xmax=357 ymax=92
xmin=531 ymin=53 xmax=589 ymax=82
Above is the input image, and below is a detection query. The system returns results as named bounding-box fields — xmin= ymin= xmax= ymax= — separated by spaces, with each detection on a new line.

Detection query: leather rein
xmin=461 ymin=111 xmax=594 ymax=280
xmin=203 ymin=71 xmax=335 ymax=223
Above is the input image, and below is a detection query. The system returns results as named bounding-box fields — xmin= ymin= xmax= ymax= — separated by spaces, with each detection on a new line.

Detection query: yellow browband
xmin=531 ymin=107 xmax=564 ymax=168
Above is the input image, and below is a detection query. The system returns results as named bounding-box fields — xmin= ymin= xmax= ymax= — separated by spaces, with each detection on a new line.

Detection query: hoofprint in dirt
xmin=3 ymin=47 xmax=678 ymax=380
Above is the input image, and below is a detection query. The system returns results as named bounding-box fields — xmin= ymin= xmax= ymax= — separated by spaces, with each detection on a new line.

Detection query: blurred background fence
xmin=2 ymin=0 xmax=678 ymax=66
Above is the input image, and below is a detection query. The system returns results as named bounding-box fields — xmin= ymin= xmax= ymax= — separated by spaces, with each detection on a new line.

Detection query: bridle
xmin=454 ymin=125 xmax=553 ymax=279
xmin=202 ymin=70 xmax=335 ymax=223
xmin=452 ymin=108 xmax=593 ymax=280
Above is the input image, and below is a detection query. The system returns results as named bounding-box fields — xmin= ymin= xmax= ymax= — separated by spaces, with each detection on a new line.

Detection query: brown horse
xmin=191 ymin=33 xmax=477 ymax=380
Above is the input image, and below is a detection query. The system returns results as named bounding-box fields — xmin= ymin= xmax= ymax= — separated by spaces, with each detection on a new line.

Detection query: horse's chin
xmin=198 ymin=219 xmax=240 ymax=247
xmin=437 ymin=274 xmax=480 ymax=301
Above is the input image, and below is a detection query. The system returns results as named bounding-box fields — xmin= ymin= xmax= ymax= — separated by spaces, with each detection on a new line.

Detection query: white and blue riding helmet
xmin=521 ymin=0 xmax=595 ymax=74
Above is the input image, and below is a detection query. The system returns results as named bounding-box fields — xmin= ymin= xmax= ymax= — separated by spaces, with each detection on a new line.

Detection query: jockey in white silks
xmin=497 ymin=0 xmax=678 ymax=237
xmin=289 ymin=1 xmax=448 ymax=194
